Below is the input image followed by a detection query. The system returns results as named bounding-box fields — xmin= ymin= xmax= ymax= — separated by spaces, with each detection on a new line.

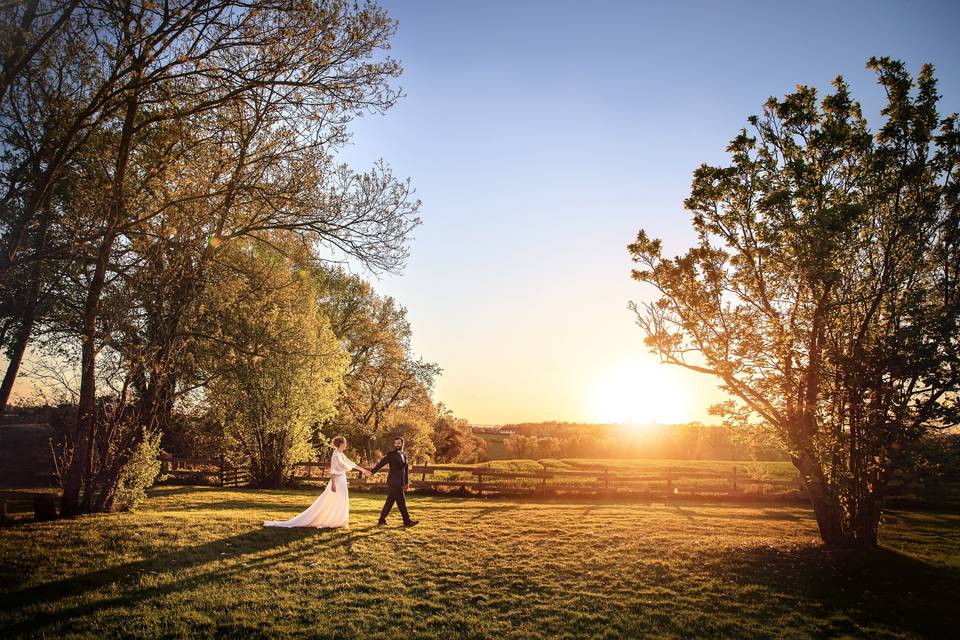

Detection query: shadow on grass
xmin=0 ymin=524 xmax=384 ymax=636
xmin=156 ymin=498 xmax=323 ymax=512
xmin=671 ymin=505 xmax=699 ymax=522
xmin=711 ymin=543 xmax=960 ymax=638
xmin=148 ymin=485 xmax=223 ymax=498
xmin=467 ymin=505 xmax=523 ymax=522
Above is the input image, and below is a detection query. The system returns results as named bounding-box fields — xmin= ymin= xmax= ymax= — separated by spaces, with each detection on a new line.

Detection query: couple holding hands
xmin=264 ymin=436 xmax=417 ymax=529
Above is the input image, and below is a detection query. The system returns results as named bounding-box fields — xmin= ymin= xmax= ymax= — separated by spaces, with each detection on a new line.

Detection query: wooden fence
xmin=158 ymin=455 xmax=804 ymax=498
xmin=387 ymin=463 xmax=800 ymax=498
xmin=158 ymin=454 xmax=249 ymax=487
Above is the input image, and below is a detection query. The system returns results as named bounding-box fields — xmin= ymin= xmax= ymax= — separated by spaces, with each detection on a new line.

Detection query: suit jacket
xmin=371 ymin=449 xmax=409 ymax=487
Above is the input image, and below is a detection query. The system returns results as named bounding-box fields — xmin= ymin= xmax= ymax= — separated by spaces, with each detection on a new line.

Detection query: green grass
xmin=444 ymin=456 xmax=797 ymax=478
xmin=2 ymin=486 xmax=959 ymax=639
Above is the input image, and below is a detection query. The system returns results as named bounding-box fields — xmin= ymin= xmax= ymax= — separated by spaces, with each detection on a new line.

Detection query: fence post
xmin=666 ymin=467 xmax=673 ymax=497
xmin=218 ymin=454 xmax=225 ymax=487
xmin=732 ymin=466 xmax=738 ymax=493
xmin=478 ymin=473 xmax=484 ymax=496
xmin=541 ymin=469 xmax=547 ymax=498
xmin=603 ymin=467 xmax=610 ymax=491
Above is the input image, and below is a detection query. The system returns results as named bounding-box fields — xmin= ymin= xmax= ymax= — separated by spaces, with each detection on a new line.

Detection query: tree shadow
xmin=0 ymin=524 xmax=384 ymax=636
xmin=709 ymin=543 xmax=960 ymax=638
xmin=467 ymin=505 xmax=523 ymax=522
xmin=671 ymin=505 xmax=699 ymax=522
xmin=759 ymin=508 xmax=803 ymax=521
xmin=159 ymin=498 xmax=319 ymax=512
xmin=148 ymin=485 xmax=223 ymax=498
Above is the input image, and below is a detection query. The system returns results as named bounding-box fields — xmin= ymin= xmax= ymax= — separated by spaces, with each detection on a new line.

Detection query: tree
xmin=629 ymin=58 xmax=959 ymax=547
xmin=203 ymin=238 xmax=347 ymax=488
xmin=0 ymin=0 xmax=80 ymax=101
xmin=1 ymin=0 xmax=420 ymax=514
xmin=383 ymin=384 xmax=437 ymax=463
xmin=319 ymin=269 xmax=440 ymax=461
xmin=432 ymin=404 xmax=486 ymax=463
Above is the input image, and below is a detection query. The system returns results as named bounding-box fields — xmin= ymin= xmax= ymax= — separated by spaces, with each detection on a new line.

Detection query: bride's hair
xmin=331 ymin=436 xmax=346 ymax=448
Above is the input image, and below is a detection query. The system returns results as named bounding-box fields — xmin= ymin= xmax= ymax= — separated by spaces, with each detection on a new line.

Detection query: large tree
xmin=629 ymin=58 xmax=959 ymax=547
xmin=432 ymin=403 xmax=486 ymax=463
xmin=203 ymin=238 xmax=347 ymax=488
xmin=2 ymin=1 xmax=420 ymax=514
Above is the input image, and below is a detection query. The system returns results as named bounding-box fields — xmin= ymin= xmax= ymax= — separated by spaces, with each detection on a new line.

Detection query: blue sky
xmin=336 ymin=0 xmax=960 ymax=424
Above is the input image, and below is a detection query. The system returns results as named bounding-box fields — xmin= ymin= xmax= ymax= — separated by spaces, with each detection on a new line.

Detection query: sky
xmin=332 ymin=0 xmax=960 ymax=426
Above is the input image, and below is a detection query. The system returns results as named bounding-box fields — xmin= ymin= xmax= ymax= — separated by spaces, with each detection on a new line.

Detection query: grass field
xmin=450 ymin=457 xmax=797 ymax=476
xmin=459 ymin=457 xmax=799 ymax=483
xmin=2 ymin=486 xmax=959 ymax=639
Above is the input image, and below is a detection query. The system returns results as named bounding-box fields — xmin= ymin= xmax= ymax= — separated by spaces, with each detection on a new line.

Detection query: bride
xmin=263 ymin=436 xmax=370 ymax=529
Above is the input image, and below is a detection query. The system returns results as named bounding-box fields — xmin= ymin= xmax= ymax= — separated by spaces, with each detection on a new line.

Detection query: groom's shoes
xmin=377 ymin=520 xmax=387 ymax=526
xmin=403 ymin=520 xmax=418 ymax=528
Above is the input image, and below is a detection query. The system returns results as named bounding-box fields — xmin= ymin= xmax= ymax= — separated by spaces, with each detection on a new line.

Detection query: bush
xmin=113 ymin=429 xmax=166 ymax=511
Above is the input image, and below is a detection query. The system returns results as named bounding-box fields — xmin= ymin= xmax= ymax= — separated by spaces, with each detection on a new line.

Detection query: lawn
xmin=448 ymin=457 xmax=797 ymax=477
xmin=1 ymin=486 xmax=959 ymax=639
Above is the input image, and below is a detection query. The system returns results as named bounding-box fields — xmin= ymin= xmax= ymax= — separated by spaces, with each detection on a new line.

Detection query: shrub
xmin=113 ymin=429 xmax=166 ymax=511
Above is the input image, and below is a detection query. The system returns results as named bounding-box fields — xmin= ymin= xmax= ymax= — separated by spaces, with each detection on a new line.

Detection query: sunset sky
xmin=334 ymin=0 xmax=960 ymax=425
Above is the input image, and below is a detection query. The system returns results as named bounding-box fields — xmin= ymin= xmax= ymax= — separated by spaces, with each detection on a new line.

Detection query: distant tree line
xmin=500 ymin=422 xmax=790 ymax=461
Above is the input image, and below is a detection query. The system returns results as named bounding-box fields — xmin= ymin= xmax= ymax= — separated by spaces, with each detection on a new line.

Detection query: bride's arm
xmin=341 ymin=452 xmax=371 ymax=476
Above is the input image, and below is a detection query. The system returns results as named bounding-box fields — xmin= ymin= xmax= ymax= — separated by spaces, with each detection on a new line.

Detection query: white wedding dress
xmin=263 ymin=449 xmax=362 ymax=529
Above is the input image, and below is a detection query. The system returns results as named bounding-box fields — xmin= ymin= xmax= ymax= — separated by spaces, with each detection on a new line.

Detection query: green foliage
xmin=316 ymin=268 xmax=440 ymax=462
xmin=432 ymin=405 xmax=487 ymax=463
xmin=382 ymin=386 xmax=437 ymax=463
xmin=203 ymin=239 xmax=348 ymax=488
xmin=113 ymin=430 xmax=166 ymax=512
xmin=630 ymin=58 xmax=960 ymax=546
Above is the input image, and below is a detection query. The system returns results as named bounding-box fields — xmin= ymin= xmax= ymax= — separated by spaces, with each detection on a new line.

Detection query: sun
xmin=587 ymin=359 xmax=691 ymax=425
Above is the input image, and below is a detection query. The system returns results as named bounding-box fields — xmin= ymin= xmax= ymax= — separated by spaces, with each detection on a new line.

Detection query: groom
xmin=370 ymin=436 xmax=418 ymax=527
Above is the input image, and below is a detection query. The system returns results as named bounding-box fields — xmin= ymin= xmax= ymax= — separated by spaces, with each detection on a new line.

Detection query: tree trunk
xmin=59 ymin=255 xmax=107 ymax=515
xmin=60 ymin=91 xmax=139 ymax=517
xmin=0 ymin=312 xmax=35 ymax=419
xmin=852 ymin=492 xmax=883 ymax=546
xmin=0 ymin=197 xmax=51 ymax=419
xmin=794 ymin=452 xmax=848 ymax=547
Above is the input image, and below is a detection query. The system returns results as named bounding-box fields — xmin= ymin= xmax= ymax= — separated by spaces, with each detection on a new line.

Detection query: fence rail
xmin=160 ymin=455 xmax=806 ymax=498
xmin=157 ymin=454 xmax=249 ymax=487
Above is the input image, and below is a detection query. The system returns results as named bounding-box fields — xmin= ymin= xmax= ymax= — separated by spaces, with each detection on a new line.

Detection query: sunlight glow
xmin=587 ymin=359 xmax=692 ymax=425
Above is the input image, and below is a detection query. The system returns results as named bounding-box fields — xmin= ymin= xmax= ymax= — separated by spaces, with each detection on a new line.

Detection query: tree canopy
xmin=629 ymin=57 xmax=959 ymax=546
xmin=0 ymin=0 xmax=426 ymax=512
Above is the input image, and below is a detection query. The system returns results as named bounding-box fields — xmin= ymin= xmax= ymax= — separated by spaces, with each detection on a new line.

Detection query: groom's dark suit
xmin=371 ymin=449 xmax=412 ymax=524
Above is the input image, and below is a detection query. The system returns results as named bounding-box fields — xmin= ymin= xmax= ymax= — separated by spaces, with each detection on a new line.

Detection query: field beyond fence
xmin=156 ymin=455 xmax=795 ymax=501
